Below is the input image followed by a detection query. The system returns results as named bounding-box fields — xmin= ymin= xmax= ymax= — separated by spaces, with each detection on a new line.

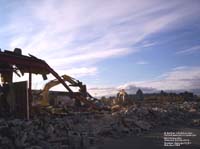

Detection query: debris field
xmin=0 ymin=101 xmax=199 ymax=149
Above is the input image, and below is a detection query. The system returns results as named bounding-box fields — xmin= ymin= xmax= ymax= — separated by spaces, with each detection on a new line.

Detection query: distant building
xmin=136 ymin=88 xmax=144 ymax=100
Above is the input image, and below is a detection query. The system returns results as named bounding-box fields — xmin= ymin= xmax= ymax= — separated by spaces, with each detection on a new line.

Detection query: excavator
xmin=38 ymin=74 xmax=96 ymax=107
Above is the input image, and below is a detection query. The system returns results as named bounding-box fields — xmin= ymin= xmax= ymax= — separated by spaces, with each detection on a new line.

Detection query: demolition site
xmin=0 ymin=48 xmax=200 ymax=149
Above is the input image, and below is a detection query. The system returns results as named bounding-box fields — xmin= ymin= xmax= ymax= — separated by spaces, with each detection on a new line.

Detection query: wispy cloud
xmin=58 ymin=67 xmax=98 ymax=77
xmin=136 ymin=60 xmax=149 ymax=65
xmin=142 ymin=41 xmax=157 ymax=48
xmin=176 ymin=45 xmax=200 ymax=55
xmin=1 ymin=0 xmax=199 ymax=71
xmin=47 ymin=48 xmax=133 ymax=68
xmin=1 ymin=0 xmax=200 ymax=91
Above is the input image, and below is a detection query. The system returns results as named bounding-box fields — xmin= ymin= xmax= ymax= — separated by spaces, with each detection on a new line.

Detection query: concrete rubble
xmin=0 ymin=101 xmax=200 ymax=149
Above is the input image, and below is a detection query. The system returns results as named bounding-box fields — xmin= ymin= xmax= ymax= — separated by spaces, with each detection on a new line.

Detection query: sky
xmin=0 ymin=0 xmax=200 ymax=96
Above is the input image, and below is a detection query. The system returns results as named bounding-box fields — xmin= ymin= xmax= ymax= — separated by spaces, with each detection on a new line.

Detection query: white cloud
xmin=1 ymin=0 xmax=199 ymax=70
xmin=142 ymin=41 xmax=157 ymax=48
xmin=172 ymin=66 xmax=188 ymax=71
xmin=58 ymin=67 xmax=98 ymax=77
xmin=2 ymin=0 xmax=200 ymax=95
xmin=48 ymin=48 xmax=133 ymax=67
xmin=136 ymin=60 xmax=148 ymax=65
xmin=176 ymin=45 xmax=200 ymax=55
xmin=88 ymin=86 xmax=118 ymax=97
xmin=89 ymin=66 xmax=200 ymax=96
xmin=13 ymin=66 xmax=98 ymax=90
xmin=123 ymin=66 xmax=200 ymax=91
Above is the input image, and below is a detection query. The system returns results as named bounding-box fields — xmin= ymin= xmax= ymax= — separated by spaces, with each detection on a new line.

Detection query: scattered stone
xmin=0 ymin=101 xmax=199 ymax=148
xmin=192 ymin=119 xmax=200 ymax=126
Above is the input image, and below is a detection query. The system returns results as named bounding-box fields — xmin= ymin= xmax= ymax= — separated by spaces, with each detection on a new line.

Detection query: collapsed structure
xmin=0 ymin=48 xmax=101 ymax=119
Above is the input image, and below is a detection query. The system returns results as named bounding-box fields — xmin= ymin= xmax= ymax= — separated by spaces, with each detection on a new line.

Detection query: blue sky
xmin=0 ymin=0 xmax=200 ymax=96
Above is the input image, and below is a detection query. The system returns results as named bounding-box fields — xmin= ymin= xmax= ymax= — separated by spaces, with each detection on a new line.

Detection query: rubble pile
xmin=0 ymin=101 xmax=199 ymax=149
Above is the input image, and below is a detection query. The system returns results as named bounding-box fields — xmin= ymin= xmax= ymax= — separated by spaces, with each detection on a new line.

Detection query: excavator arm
xmin=39 ymin=74 xmax=96 ymax=107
